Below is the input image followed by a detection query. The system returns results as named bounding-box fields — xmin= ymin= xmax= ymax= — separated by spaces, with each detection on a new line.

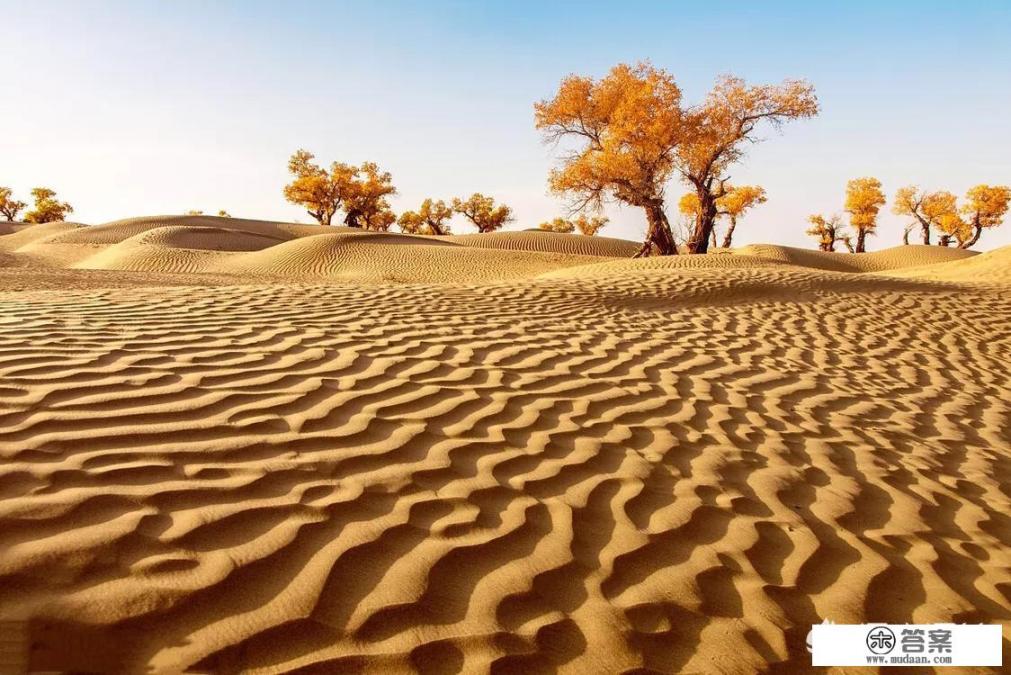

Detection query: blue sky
xmin=4 ymin=1 xmax=1010 ymax=249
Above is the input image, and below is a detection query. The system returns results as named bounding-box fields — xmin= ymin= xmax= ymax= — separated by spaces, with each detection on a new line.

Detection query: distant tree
xmin=718 ymin=185 xmax=766 ymax=248
xmin=844 ymin=177 xmax=885 ymax=253
xmin=24 ymin=187 xmax=73 ymax=224
xmin=536 ymin=62 xmax=817 ymax=256
xmin=342 ymin=161 xmax=397 ymax=229
xmin=539 ymin=217 xmax=575 ymax=233
xmin=806 ymin=214 xmax=852 ymax=252
xmin=217 ymin=210 xmax=232 ymax=217
xmin=185 ymin=210 xmax=204 ymax=215
xmin=0 ymin=187 xmax=26 ymax=221
xmin=892 ymin=186 xmax=957 ymax=245
xmin=959 ymin=184 xmax=1010 ymax=248
xmin=283 ymin=149 xmax=355 ymax=226
xmin=573 ymin=213 xmax=608 ymax=236
xmin=398 ymin=198 xmax=454 ymax=235
xmin=452 ymin=193 xmax=513 ymax=233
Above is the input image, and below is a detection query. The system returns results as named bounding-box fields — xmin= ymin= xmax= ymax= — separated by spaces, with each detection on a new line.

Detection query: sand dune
xmin=0 ymin=220 xmax=1009 ymax=673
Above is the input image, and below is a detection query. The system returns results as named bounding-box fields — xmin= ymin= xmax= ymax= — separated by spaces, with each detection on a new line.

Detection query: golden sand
xmin=1 ymin=216 xmax=1008 ymax=673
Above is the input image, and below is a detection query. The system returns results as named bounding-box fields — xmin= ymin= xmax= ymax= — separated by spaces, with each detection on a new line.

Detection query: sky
xmin=3 ymin=0 xmax=1011 ymax=250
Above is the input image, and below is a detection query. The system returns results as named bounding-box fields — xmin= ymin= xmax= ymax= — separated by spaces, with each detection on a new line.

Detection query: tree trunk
xmin=685 ymin=189 xmax=718 ymax=254
xmin=635 ymin=202 xmax=677 ymax=257
xmin=855 ymin=229 xmax=867 ymax=253
xmin=962 ymin=223 xmax=982 ymax=249
xmin=721 ymin=217 xmax=738 ymax=249
xmin=710 ymin=229 xmax=717 ymax=249
xmin=920 ymin=222 xmax=931 ymax=245
xmin=344 ymin=211 xmax=362 ymax=228
xmin=938 ymin=234 xmax=951 ymax=247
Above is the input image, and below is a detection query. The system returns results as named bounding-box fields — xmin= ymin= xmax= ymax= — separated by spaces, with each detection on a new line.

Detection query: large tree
xmin=535 ymin=63 xmax=816 ymax=256
xmin=24 ymin=187 xmax=73 ymax=224
xmin=452 ymin=193 xmax=513 ymax=233
xmin=0 ymin=187 xmax=26 ymax=222
xmin=844 ymin=177 xmax=885 ymax=253
xmin=398 ymin=198 xmax=453 ymax=235
xmin=892 ymin=186 xmax=957 ymax=245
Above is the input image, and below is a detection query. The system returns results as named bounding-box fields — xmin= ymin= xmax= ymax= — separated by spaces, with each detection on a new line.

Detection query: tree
xmin=806 ymin=214 xmax=852 ymax=252
xmin=0 ymin=187 xmax=26 ymax=222
xmin=452 ymin=193 xmax=513 ymax=233
xmin=539 ymin=217 xmax=575 ymax=233
xmin=24 ymin=187 xmax=73 ymax=224
xmin=283 ymin=149 xmax=355 ymax=226
xmin=536 ymin=63 xmax=816 ymax=256
xmin=959 ymin=184 xmax=1010 ymax=248
xmin=892 ymin=186 xmax=957 ymax=245
xmin=360 ymin=204 xmax=396 ymax=232
xmin=678 ymin=185 xmax=765 ymax=248
xmin=342 ymin=161 xmax=397 ymax=229
xmin=718 ymin=185 xmax=766 ymax=248
xmin=217 ymin=210 xmax=232 ymax=218
xmin=536 ymin=63 xmax=684 ymax=255
xmin=678 ymin=79 xmax=815 ymax=254
xmin=573 ymin=213 xmax=608 ymax=236
xmin=399 ymin=198 xmax=454 ymax=235
xmin=844 ymin=177 xmax=885 ymax=253
xmin=185 ymin=210 xmax=204 ymax=215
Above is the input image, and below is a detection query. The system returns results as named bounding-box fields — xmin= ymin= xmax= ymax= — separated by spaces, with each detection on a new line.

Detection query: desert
xmin=0 ymin=215 xmax=1008 ymax=672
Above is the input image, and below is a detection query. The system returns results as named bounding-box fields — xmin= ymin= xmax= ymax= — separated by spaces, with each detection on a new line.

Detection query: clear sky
xmin=4 ymin=1 xmax=1011 ymax=249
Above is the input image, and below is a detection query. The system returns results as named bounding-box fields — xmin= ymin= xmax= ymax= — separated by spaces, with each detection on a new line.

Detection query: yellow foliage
xmin=0 ymin=187 xmax=27 ymax=222
xmin=398 ymin=198 xmax=453 ymax=235
xmin=536 ymin=62 xmax=815 ymax=255
xmin=283 ymin=150 xmax=395 ymax=228
xmin=452 ymin=193 xmax=513 ymax=233
xmin=537 ymin=214 xmax=608 ymax=235
xmin=539 ymin=218 xmax=575 ymax=233
xmin=844 ymin=177 xmax=885 ymax=252
xmin=24 ymin=187 xmax=73 ymax=224
xmin=806 ymin=213 xmax=851 ymax=252
xmin=892 ymin=186 xmax=957 ymax=244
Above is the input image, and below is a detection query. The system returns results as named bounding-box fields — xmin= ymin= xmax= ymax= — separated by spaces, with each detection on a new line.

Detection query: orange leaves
xmin=23 ymin=187 xmax=73 ymax=224
xmin=451 ymin=194 xmax=513 ymax=233
xmin=538 ymin=214 xmax=608 ymax=236
xmin=537 ymin=62 xmax=816 ymax=254
xmin=399 ymin=199 xmax=453 ymax=235
xmin=283 ymin=149 xmax=396 ymax=228
xmin=845 ymin=177 xmax=885 ymax=233
xmin=0 ymin=187 xmax=27 ymax=222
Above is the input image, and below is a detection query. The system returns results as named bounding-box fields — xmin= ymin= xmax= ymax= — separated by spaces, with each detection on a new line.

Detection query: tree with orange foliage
xmin=538 ymin=214 xmax=608 ymax=235
xmin=844 ymin=177 xmax=885 ymax=252
xmin=452 ymin=193 xmax=513 ymax=233
xmin=0 ymin=187 xmax=26 ymax=221
xmin=806 ymin=214 xmax=852 ymax=252
xmin=678 ymin=185 xmax=765 ymax=248
xmin=573 ymin=213 xmax=608 ymax=236
xmin=892 ymin=186 xmax=957 ymax=245
xmin=24 ymin=187 xmax=73 ymax=224
xmin=718 ymin=185 xmax=766 ymax=248
xmin=539 ymin=218 xmax=574 ymax=233
xmin=960 ymin=184 xmax=1010 ymax=248
xmin=399 ymin=199 xmax=454 ymax=235
xmin=536 ymin=63 xmax=816 ymax=256
xmin=342 ymin=162 xmax=397 ymax=229
xmin=283 ymin=150 xmax=353 ymax=226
